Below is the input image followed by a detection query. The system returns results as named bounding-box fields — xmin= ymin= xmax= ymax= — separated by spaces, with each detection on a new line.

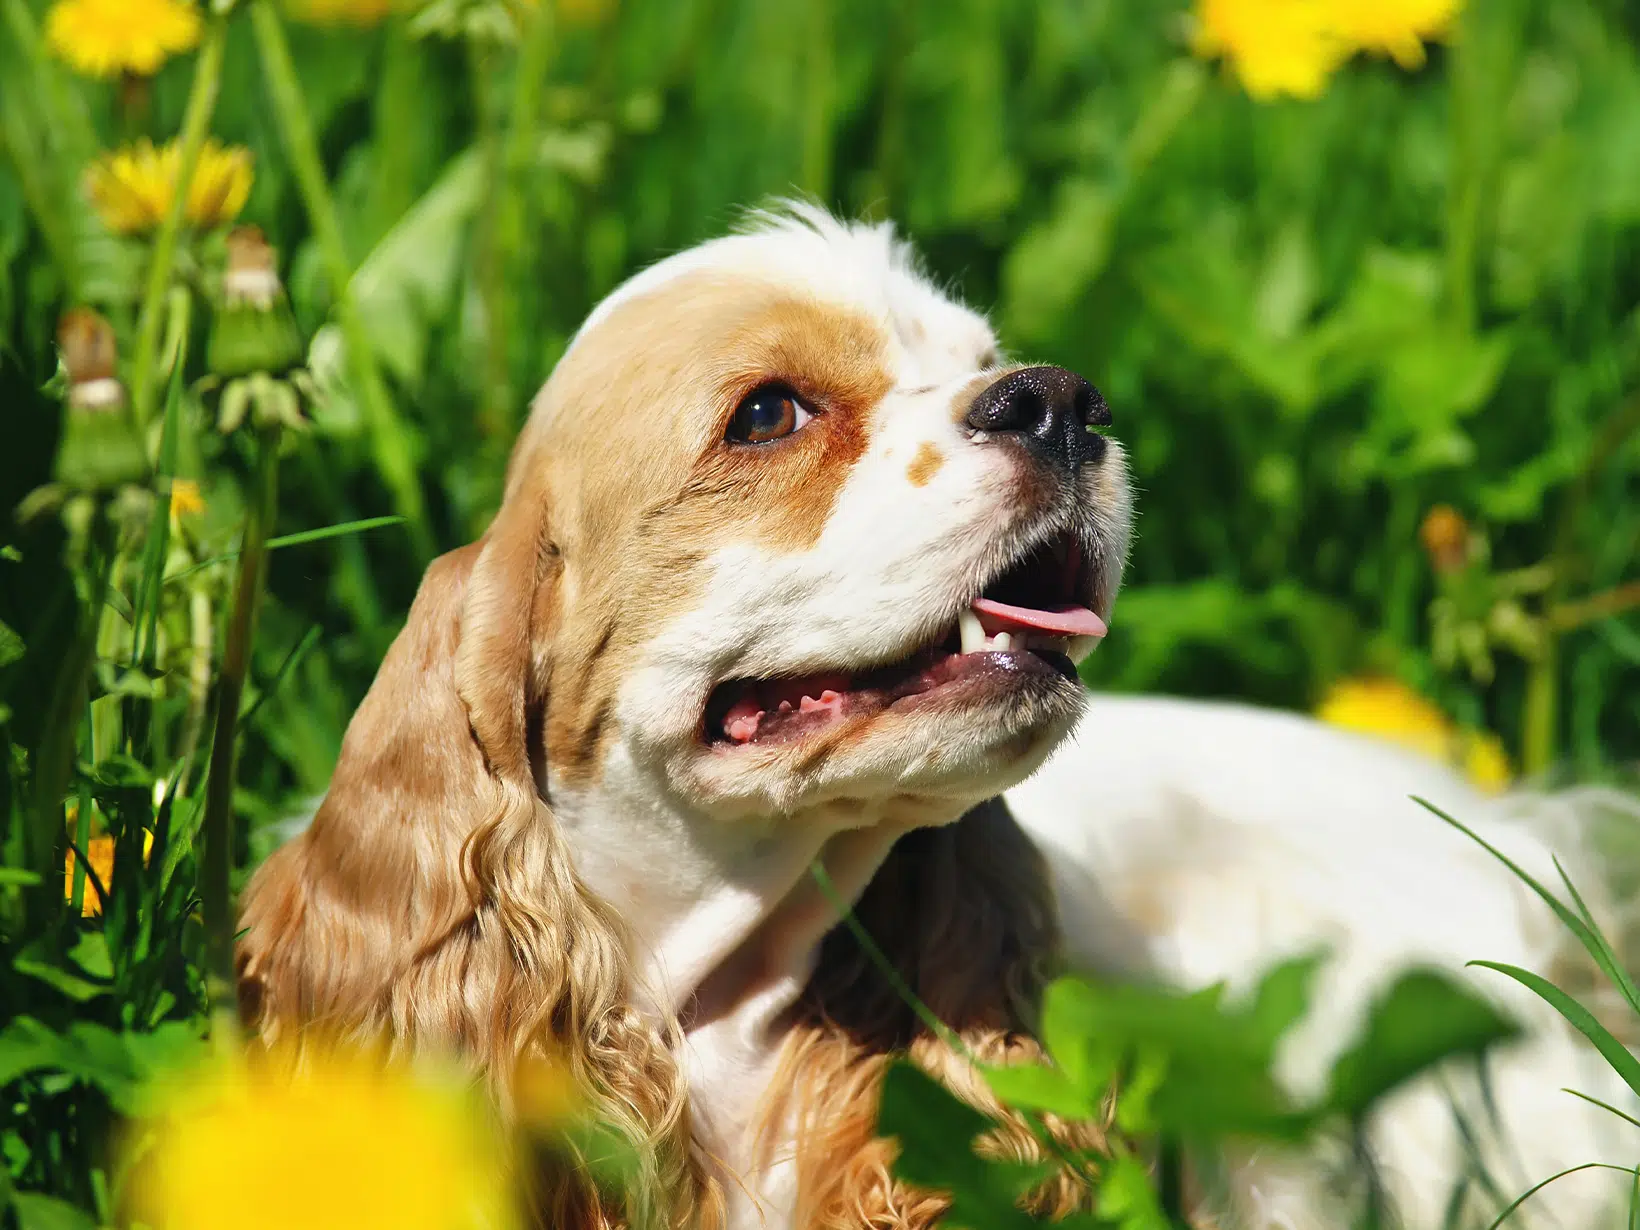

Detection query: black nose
xmin=965 ymin=365 xmax=1110 ymax=477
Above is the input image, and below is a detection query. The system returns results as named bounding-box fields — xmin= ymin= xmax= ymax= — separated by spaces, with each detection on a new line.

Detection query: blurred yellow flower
xmin=86 ymin=139 xmax=253 ymax=236
xmin=45 ymin=0 xmax=201 ymax=79
xmin=1460 ymin=729 xmax=1512 ymax=795
xmin=128 ymin=1048 xmax=519 ymax=1230
xmin=1194 ymin=0 xmax=1464 ymax=98
xmin=559 ymin=0 xmax=616 ymax=25
xmin=1317 ymin=676 xmax=1512 ymax=793
xmin=168 ymin=478 xmax=205 ymax=522
xmin=284 ymin=0 xmax=401 ymax=24
xmin=1331 ymin=0 xmax=1460 ymax=68
xmin=1193 ymin=0 xmax=1347 ymax=100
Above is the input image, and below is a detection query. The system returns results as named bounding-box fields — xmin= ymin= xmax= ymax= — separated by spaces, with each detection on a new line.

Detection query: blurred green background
xmin=4 ymin=0 xmax=1639 ymax=845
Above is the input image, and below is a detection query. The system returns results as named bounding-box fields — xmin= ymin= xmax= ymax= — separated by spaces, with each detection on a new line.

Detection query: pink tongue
xmin=971 ymin=597 xmax=1108 ymax=639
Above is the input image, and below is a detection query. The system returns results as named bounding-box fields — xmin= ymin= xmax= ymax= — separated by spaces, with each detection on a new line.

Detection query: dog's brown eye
xmin=728 ymin=383 xmax=812 ymax=444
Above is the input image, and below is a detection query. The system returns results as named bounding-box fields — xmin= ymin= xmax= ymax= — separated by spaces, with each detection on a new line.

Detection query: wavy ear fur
xmin=236 ymin=480 xmax=718 ymax=1230
xmin=767 ymin=799 xmax=1111 ymax=1229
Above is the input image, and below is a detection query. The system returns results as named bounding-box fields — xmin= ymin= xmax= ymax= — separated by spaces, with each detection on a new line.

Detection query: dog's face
xmin=517 ymin=208 xmax=1132 ymax=830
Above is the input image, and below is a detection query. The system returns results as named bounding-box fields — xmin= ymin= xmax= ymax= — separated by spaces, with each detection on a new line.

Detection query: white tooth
xmin=959 ymin=608 xmax=986 ymax=654
xmin=991 ymin=632 xmax=1012 ymax=651
xmin=1068 ymin=635 xmax=1101 ymax=660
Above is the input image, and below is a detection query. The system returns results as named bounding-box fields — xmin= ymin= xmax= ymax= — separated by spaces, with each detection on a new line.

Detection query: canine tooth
xmin=991 ymin=632 xmax=1012 ymax=652
xmin=819 ymin=689 xmax=840 ymax=703
xmin=958 ymin=608 xmax=986 ymax=654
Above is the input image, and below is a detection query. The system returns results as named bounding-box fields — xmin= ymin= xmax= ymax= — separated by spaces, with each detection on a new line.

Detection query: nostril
xmin=1014 ymin=389 xmax=1047 ymax=434
xmin=1075 ymin=383 xmax=1111 ymax=430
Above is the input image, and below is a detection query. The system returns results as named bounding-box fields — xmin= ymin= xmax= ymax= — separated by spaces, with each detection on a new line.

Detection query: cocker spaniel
xmin=237 ymin=204 xmax=1632 ymax=1230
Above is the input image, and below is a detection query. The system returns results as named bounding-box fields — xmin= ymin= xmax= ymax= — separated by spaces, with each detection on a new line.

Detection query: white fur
xmin=1006 ymin=695 xmax=1638 ymax=1228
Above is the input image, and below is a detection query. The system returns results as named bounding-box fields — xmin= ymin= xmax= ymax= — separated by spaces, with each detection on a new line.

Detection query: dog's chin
xmin=677 ymin=664 xmax=1087 ymax=819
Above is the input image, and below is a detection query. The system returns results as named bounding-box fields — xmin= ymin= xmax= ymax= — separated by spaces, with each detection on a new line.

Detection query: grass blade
xmin=1469 ymin=960 xmax=1640 ymax=1099
xmin=132 ymin=350 xmax=185 ymax=669
xmin=1416 ymin=797 xmax=1640 ymax=1013
xmin=167 ymin=516 xmax=407 ymax=583
xmin=266 ymin=516 xmax=407 ymax=551
xmin=1485 ymin=1163 xmax=1636 ymax=1230
xmin=1552 ymin=854 xmax=1640 ymax=1016
xmin=1562 ymin=1087 xmax=1640 ymax=1131
xmin=238 ymin=624 xmax=321 ymax=729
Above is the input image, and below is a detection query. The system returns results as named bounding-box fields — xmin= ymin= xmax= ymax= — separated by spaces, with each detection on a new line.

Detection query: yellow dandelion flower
xmin=127 ymin=1047 xmax=519 ymax=1230
xmin=283 ymin=0 xmax=401 ymax=24
xmin=1193 ymin=0 xmax=1349 ymax=101
xmin=1316 ymin=676 xmax=1511 ymax=793
xmin=86 ymin=139 xmax=253 ymax=237
xmin=168 ymin=478 xmax=205 ymax=522
xmin=65 ymin=830 xmax=154 ymax=916
xmin=1330 ymin=0 xmax=1461 ymax=69
xmin=45 ymin=0 xmax=201 ymax=79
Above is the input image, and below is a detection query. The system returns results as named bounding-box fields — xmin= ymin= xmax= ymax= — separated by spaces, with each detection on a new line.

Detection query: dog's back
xmin=1006 ymin=694 xmax=1636 ymax=1228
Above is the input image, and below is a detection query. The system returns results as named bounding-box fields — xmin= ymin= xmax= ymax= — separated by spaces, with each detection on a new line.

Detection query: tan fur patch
xmin=905 ymin=441 xmax=943 ymax=487
xmin=516 ymin=272 xmax=894 ymax=787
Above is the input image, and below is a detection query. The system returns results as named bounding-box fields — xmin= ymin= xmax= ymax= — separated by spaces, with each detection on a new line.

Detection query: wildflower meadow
xmin=0 ymin=0 xmax=1638 ymax=1226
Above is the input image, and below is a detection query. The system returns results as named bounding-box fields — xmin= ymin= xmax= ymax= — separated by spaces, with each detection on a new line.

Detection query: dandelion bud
xmin=1419 ymin=504 xmax=1471 ymax=576
xmin=53 ymin=309 xmax=149 ymax=492
xmin=208 ymin=226 xmax=304 ymax=380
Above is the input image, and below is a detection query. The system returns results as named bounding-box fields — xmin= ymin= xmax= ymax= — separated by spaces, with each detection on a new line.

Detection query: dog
xmin=237 ymin=204 xmax=1629 ymax=1229
xmin=1012 ymin=698 xmax=1637 ymax=1227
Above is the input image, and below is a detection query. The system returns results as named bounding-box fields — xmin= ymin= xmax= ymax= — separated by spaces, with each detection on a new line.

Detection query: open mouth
xmin=704 ymin=532 xmax=1106 ymax=747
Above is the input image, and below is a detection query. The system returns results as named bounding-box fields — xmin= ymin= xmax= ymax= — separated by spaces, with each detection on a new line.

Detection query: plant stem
xmin=248 ymin=0 xmax=432 ymax=560
xmin=1552 ymin=581 xmax=1640 ymax=632
xmin=29 ymin=519 xmax=113 ymax=933
xmin=129 ymin=15 xmax=228 ymax=430
xmin=470 ymin=35 xmax=511 ymax=441
xmin=1522 ymin=392 xmax=1640 ymax=776
xmin=201 ymin=430 xmax=280 ymax=1000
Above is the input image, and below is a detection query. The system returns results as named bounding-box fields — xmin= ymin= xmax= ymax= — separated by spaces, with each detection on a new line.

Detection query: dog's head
xmin=237 ymin=204 xmax=1130 ymax=1226
xmin=518 ymin=204 xmax=1130 ymax=827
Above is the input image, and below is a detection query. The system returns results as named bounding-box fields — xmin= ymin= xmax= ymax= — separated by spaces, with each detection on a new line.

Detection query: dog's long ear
xmin=236 ymin=466 xmax=717 ymax=1230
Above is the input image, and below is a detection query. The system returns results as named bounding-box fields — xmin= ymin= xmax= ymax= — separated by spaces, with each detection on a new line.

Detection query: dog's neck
xmin=549 ymin=751 xmax=942 ymax=1222
xmin=549 ymin=750 xmax=929 ymax=1030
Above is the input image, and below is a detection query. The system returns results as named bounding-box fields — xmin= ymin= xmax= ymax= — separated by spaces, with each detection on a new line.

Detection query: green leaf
xmin=13 ymin=939 xmax=112 ymax=1003
xmin=1325 ymin=969 xmax=1521 ymax=1118
xmin=309 ymin=148 xmax=484 ymax=388
xmin=0 ymin=617 xmax=23 ymax=668
xmin=1095 ymin=1153 xmax=1170 ymax=1230
xmin=9 ymin=1193 xmax=96 ymax=1230
xmin=876 ymin=1060 xmax=1042 ymax=1230
xmin=1248 ymin=951 xmax=1327 ymax=1052
xmin=980 ymin=1060 xmax=1100 ymax=1121
xmin=1469 ymin=960 xmax=1640 ymax=1102
xmin=0 ymin=1018 xmax=138 ymax=1108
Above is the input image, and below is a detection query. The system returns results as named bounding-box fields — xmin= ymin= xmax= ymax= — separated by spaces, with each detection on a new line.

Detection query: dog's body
xmin=238 ymin=206 xmax=1629 ymax=1229
xmin=1011 ymin=696 xmax=1635 ymax=1228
